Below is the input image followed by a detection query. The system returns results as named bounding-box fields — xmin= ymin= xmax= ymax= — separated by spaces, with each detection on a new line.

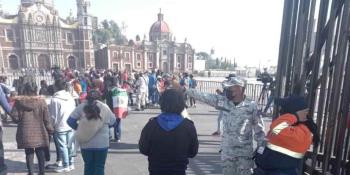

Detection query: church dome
xmin=149 ymin=11 xmax=171 ymax=41
xmin=21 ymin=0 xmax=54 ymax=8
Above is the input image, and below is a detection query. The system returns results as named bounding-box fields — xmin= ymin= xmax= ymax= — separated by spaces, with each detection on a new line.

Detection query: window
xmin=188 ymin=63 xmax=192 ymax=68
xmin=177 ymin=63 xmax=181 ymax=68
xmin=84 ymin=17 xmax=88 ymax=26
xmin=6 ymin=29 xmax=14 ymax=42
xmin=125 ymin=53 xmax=130 ymax=61
xmin=137 ymin=54 xmax=141 ymax=61
xmin=84 ymin=6 xmax=87 ymax=13
xmin=188 ymin=56 xmax=192 ymax=62
xmin=66 ymin=32 xmax=74 ymax=44
xmin=163 ymin=50 xmax=167 ymax=55
xmin=149 ymin=62 xmax=153 ymax=68
xmin=113 ymin=51 xmax=118 ymax=58
xmin=137 ymin=62 xmax=141 ymax=68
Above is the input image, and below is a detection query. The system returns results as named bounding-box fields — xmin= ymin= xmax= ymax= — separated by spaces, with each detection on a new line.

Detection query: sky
xmin=2 ymin=0 xmax=284 ymax=67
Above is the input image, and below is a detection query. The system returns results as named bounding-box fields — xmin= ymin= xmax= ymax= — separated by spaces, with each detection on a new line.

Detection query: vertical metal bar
xmin=323 ymin=1 xmax=349 ymax=173
xmin=274 ymin=0 xmax=296 ymax=118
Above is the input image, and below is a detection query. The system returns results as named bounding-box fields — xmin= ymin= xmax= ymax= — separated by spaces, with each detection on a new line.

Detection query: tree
xmin=93 ymin=20 xmax=128 ymax=46
xmin=196 ymin=52 xmax=211 ymax=60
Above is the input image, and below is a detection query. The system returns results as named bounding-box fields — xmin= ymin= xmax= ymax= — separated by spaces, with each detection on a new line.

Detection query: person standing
xmin=67 ymin=90 xmax=116 ymax=175
xmin=135 ymin=73 xmax=147 ymax=111
xmin=49 ymin=79 xmax=76 ymax=172
xmin=139 ymin=89 xmax=198 ymax=175
xmin=188 ymin=74 xmax=197 ymax=107
xmin=254 ymin=96 xmax=317 ymax=175
xmin=148 ymin=70 xmax=157 ymax=105
xmin=10 ymin=83 xmax=53 ymax=175
xmin=186 ymin=77 xmax=266 ymax=175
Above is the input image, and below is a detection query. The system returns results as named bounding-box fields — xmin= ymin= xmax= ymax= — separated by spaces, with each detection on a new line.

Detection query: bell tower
xmin=76 ymin=0 xmax=95 ymax=68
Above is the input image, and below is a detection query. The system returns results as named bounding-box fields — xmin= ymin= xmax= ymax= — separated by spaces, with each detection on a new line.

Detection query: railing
xmin=197 ymin=80 xmax=267 ymax=110
xmin=3 ymin=75 xmax=54 ymax=91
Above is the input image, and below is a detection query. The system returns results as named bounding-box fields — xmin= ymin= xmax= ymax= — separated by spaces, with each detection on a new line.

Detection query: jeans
xmin=154 ymin=91 xmax=160 ymax=104
xmin=55 ymin=130 xmax=74 ymax=167
xmin=114 ymin=118 xmax=121 ymax=140
xmin=81 ymin=149 xmax=108 ymax=175
xmin=148 ymin=88 xmax=154 ymax=104
xmin=53 ymin=133 xmax=62 ymax=162
xmin=25 ymin=147 xmax=46 ymax=175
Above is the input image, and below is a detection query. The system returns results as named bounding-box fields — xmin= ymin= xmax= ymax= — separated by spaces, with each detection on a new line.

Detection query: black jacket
xmin=139 ymin=117 xmax=199 ymax=175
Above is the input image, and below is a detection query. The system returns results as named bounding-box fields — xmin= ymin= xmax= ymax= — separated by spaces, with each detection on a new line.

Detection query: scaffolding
xmin=276 ymin=0 xmax=350 ymax=174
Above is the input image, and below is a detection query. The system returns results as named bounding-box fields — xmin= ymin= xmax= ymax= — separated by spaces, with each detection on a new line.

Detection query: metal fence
xmin=196 ymin=80 xmax=267 ymax=109
xmin=276 ymin=0 xmax=350 ymax=174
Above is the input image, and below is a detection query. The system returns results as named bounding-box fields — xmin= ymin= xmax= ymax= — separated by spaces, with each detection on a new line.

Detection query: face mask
xmin=225 ymin=89 xmax=234 ymax=100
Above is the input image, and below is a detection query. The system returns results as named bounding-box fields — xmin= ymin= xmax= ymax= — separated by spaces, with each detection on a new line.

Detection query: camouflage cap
xmin=222 ymin=77 xmax=246 ymax=88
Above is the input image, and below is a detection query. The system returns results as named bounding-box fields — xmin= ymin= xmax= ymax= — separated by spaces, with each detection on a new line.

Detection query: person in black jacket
xmin=139 ymin=88 xmax=199 ymax=175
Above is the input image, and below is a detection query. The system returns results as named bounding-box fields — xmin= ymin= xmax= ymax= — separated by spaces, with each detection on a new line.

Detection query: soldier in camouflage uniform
xmin=186 ymin=77 xmax=266 ymax=175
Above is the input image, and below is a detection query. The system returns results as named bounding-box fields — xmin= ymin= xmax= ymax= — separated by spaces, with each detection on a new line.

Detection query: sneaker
xmin=54 ymin=167 xmax=71 ymax=173
xmin=45 ymin=161 xmax=62 ymax=169
xmin=212 ymin=131 xmax=220 ymax=136
xmin=69 ymin=165 xmax=75 ymax=171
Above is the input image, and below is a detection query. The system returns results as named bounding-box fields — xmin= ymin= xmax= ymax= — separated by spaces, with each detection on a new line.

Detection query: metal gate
xmin=276 ymin=0 xmax=350 ymax=174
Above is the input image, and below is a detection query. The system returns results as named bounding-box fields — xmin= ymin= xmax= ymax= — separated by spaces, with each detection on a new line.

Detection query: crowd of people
xmin=0 ymin=67 xmax=200 ymax=175
xmin=0 ymin=67 xmax=319 ymax=175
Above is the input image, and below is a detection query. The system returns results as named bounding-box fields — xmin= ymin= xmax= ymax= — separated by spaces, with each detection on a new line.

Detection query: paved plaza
xmin=2 ymin=102 xmax=271 ymax=175
xmin=3 ymin=103 xmax=224 ymax=175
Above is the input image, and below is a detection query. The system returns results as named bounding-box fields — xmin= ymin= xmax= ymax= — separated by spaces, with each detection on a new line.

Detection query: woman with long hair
xmin=67 ymin=90 xmax=116 ymax=175
xmin=11 ymin=83 xmax=53 ymax=175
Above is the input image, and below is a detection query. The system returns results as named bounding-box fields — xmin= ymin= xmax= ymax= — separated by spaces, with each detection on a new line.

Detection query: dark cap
xmin=276 ymin=96 xmax=308 ymax=114
xmin=226 ymin=73 xmax=236 ymax=79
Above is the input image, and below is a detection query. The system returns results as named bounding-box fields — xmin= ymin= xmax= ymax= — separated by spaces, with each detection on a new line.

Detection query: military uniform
xmin=186 ymin=89 xmax=266 ymax=175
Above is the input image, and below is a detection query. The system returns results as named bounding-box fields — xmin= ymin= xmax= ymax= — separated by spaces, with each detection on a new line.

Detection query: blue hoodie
xmin=157 ymin=113 xmax=184 ymax=131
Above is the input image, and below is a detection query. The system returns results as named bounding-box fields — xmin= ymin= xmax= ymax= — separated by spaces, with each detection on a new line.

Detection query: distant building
xmin=95 ymin=11 xmax=195 ymax=73
xmin=0 ymin=0 xmax=96 ymax=70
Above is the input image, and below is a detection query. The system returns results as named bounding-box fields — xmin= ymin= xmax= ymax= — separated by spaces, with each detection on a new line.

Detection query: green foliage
xmin=93 ymin=20 xmax=128 ymax=45
xmin=196 ymin=51 xmax=237 ymax=70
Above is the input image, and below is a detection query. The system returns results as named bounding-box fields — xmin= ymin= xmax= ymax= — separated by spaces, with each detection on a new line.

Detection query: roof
xmin=149 ymin=12 xmax=170 ymax=34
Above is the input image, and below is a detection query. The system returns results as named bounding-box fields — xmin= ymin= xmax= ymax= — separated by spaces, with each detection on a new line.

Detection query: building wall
xmin=0 ymin=2 xmax=95 ymax=71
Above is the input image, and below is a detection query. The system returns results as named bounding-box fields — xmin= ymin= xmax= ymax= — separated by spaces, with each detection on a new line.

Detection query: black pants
xmin=128 ymin=93 xmax=134 ymax=105
xmin=190 ymin=97 xmax=196 ymax=106
xmin=25 ymin=147 xmax=46 ymax=175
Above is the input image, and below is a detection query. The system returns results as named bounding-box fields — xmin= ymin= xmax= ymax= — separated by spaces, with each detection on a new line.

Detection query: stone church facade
xmin=96 ymin=11 xmax=195 ymax=73
xmin=0 ymin=0 xmax=95 ymax=71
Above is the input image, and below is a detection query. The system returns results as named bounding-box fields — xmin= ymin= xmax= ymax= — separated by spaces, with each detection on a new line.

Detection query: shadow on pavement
xmin=188 ymin=153 xmax=221 ymax=175
xmin=5 ymin=159 xmax=27 ymax=174
xmin=110 ymin=142 xmax=139 ymax=150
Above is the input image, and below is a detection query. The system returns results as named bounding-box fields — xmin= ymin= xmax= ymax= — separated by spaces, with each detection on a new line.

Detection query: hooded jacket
xmin=10 ymin=96 xmax=53 ymax=149
xmin=139 ymin=113 xmax=199 ymax=175
xmin=49 ymin=90 xmax=76 ymax=132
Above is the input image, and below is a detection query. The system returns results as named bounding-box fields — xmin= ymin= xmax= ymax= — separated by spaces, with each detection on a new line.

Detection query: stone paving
xmin=2 ymin=102 xmax=270 ymax=175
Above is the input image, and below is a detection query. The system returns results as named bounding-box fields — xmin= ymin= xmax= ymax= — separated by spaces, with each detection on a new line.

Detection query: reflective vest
xmin=267 ymin=114 xmax=312 ymax=159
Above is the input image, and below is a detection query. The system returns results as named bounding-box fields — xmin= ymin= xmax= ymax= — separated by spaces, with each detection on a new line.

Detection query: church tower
xmin=76 ymin=0 xmax=95 ymax=68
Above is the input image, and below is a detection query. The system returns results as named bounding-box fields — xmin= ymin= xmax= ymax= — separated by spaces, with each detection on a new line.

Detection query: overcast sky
xmin=2 ymin=0 xmax=284 ymax=67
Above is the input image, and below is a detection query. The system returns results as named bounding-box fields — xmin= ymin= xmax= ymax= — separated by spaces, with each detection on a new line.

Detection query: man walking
xmin=49 ymin=79 xmax=76 ymax=172
xmin=186 ymin=77 xmax=266 ymax=175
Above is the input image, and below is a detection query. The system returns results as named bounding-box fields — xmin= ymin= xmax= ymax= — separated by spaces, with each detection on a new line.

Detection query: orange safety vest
xmin=267 ymin=113 xmax=312 ymax=159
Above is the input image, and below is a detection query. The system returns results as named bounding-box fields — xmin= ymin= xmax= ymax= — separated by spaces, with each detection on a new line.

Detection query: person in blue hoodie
xmin=148 ymin=70 xmax=157 ymax=105
xmin=139 ymin=88 xmax=199 ymax=175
